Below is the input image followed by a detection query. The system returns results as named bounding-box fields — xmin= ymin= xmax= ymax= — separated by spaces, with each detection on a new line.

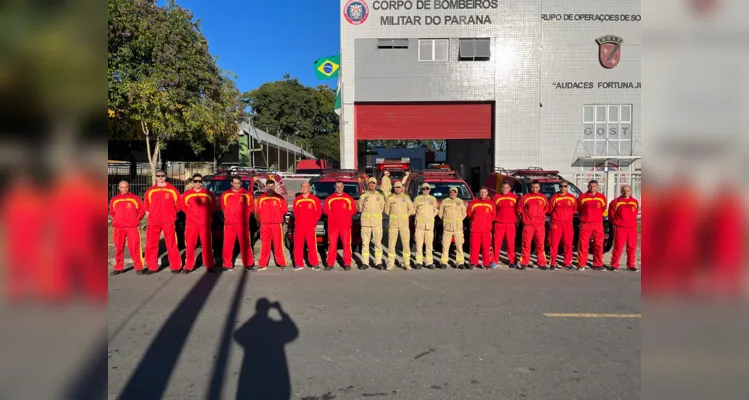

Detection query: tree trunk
xmin=143 ymin=121 xmax=161 ymax=185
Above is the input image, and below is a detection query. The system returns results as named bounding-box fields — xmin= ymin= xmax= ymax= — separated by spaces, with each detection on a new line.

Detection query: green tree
xmin=243 ymin=75 xmax=340 ymax=161
xmin=108 ymin=0 xmax=237 ymax=182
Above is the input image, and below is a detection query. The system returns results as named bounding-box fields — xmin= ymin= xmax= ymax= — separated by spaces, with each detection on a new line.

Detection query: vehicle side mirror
xmin=254 ymin=190 xmax=263 ymax=198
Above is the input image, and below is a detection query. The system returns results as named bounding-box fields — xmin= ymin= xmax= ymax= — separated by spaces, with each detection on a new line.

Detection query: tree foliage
xmin=243 ymin=75 xmax=339 ymax=161
xmin=108 ymin=0 xmax=242 ymax=181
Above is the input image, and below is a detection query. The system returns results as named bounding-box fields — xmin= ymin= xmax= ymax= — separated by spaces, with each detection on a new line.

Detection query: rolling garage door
xmin=355 ymin=103 xmax=493 ymax=140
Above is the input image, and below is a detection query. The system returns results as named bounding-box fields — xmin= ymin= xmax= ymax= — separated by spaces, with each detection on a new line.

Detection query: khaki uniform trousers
xmin=414 ymin=228 xmax=434 ymax=265
xmin=361 ymin=226 xmax=383 ymax=265
xmin=441 ymin=230 xmax=465 ymax=265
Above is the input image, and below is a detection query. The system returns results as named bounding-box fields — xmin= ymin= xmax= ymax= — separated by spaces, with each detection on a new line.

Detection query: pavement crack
xmin=414 ymin=348 xmax=436 ymax=360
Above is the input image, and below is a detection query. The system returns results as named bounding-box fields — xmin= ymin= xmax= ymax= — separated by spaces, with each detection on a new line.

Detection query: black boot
xmin=109 ymin=270 xmax=123 ymax=276
xmin=427 ymin=264 xmax=435 ymax=270
xmin=414 ymin=264 xmax=423 ymax=270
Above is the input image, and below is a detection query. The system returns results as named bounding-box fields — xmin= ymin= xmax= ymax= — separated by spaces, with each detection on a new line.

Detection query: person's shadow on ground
xmin=234 ymin=298 xmax=299 ymax=400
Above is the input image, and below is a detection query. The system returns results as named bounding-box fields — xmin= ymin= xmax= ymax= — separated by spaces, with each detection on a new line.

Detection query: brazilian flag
xmin=314 ymin=55 xmax=340 ymax=80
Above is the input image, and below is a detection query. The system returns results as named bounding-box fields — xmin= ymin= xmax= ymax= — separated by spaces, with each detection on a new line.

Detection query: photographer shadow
xmin=234 ymin=298 xmax=299 ymax=400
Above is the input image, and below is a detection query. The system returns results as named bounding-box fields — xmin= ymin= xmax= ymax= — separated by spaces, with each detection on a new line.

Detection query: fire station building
xmin=339 ymin=0 xmax=641 ymax=188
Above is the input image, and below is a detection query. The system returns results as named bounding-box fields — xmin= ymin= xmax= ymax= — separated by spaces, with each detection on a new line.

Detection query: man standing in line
xmin=255 ymin=179 xmax=288 ymax=271
xmin=180 ymin=173 xmax=217 ymax=274
xmin=577 ymin=180 xmax=607 ymax=271
xmin=357 ymin=177 xmax=386 ymax=270
xmin=607 ymin=185 xmax=639 ymax=271
xmin=516 ymin=180 xmax=549 ymax=270
xmin=109 ymin=180 xmax=146 ymax=275
xmin=491 ymin=182 xmax=519 ymax=269
xmin=220 ymin=176 xmax=254 ymax=271
xmin=384 ymin=181 xmax=415 ymax=270
xmin=323 ymin=181 xmax=357 ymax=271
xmin=548 ymin=181 xmax=577 ymax=270
xmin=144 ymin=170 xmax=182 ymax=274
xmin=438 ymin=187 xmax=467 ymax=269
xmin=292 ymin=181 xmax=322 ymax=271
xmin=380 ymin=170 xmax=392 ymax=199
xmin=412 ymin=183 xmax=439 ymax=270
xmin=467 ymin=188 xmax=495 ymax=270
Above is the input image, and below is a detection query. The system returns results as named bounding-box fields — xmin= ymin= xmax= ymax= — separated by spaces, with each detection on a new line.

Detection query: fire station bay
xmin=339 ymin=0 xmax=641 ymax=187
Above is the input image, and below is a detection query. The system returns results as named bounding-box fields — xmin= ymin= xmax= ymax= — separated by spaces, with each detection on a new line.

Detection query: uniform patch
xmin=165 ymin=193 xmax=170 ymax=199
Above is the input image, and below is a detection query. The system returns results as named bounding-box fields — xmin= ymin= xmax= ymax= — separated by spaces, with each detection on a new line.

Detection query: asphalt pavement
xmin=108 ymin=238 xmax=640 ymax=400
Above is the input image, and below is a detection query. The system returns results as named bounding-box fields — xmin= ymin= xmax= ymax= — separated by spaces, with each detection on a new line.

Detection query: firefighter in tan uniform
xmin=357 ymin=177 xmax=386 ymax=270
xmin=380 ymin=171 xmax=392 ymax=199
xmin=438 ymin=187 xmax=467 ymax=269
xmin=384 ymin=181 xmax=415 ymax=270
xmin=413 ymin=183 xmax=439 ymax=269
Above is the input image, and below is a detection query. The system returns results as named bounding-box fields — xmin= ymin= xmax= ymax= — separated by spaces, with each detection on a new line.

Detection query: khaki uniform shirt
xmin=438 ymin=197 xmax=467 ymax=232
xmin=384 ymin=193 xmax=415 ymax=229
xmin=357 ymin=190 xmax=386 ymax=227
xmin=413 ymin=194 xmax=438 ymax=231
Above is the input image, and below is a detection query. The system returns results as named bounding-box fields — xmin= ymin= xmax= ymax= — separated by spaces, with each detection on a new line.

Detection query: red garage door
xmin=355 ymin=102 xmax=493 ymax=140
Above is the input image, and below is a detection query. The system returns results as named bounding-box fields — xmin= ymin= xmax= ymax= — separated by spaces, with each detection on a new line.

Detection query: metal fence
xmin=572 ymin=171 xmax=642 ymax=212
xmin=108 ymin=162 xmax=242 ymax=200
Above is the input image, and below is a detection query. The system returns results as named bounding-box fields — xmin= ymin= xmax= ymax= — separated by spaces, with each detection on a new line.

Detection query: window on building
xmin=418 ymin=39 xmax=449 ymax=61
xmin=377 ymin=38 xmax=409 ymax=49
xmin=582 ymin=104 xmax=633 ymax=156
xmin=458 ymin=38 xmax=490 ymax=61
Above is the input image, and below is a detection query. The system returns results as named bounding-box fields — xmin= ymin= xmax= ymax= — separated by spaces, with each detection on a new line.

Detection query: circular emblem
xmin=200 ymin=198 xmax=206 ymax=204
xmin=344 ymin=0 xmax=369 ymax=25
xmin=631 ymin=205 xmax=636 ymax=212
xmin=127 ymin=203 xmax=132 ymax=208
xmin=401 ymin=199 xmax=405 ymax=203
xmin=164 ymin=193 xmax=170 ymax=199
xmin=308 ymin=204 xmax=312 ymax=209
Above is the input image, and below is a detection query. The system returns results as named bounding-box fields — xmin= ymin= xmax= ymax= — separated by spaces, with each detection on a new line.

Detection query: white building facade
xmin=340 ymin=0 xmax=641 ymax=181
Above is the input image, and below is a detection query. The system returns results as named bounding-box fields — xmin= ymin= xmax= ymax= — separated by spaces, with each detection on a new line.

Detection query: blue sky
xmin=176 ymin=0 xmax=341 ymax=92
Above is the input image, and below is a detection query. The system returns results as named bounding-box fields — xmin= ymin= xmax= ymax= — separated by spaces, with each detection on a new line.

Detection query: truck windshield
xmin=310 ymin=182 xmax=361 ymax=200
xmin=425 ymin=182 xmax=473 ymax=201
xmin=538 ymin=182 xmax=583 ymax=198
xmin=204 ymin=179 xmax=250 ymax=195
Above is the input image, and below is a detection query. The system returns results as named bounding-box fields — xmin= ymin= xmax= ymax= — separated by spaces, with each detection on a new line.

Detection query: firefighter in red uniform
xmin=180 ymin=173 xmax=217 ymax=273
xmin=577 ymin=179 xmax=607 ymax=271
xmin=292 ymin=181 xmax=323 ymax=271
xmin=323 ymin=180 xmax=357 ymax=271
xmin=547 ymin=180 xmax=577 ymax=270
xmin=255 ymin=179 xmax=288 ymax=271
xmin=467 ymin=188 xmax=495 ymax=270
xmin=491 ymin=182 xmax=518 ymax=269
xmin=516 ymin=180 xmax=549 ymax=270
xmin=608 ymin=185 xmax=639 ymax=271
xmin=110 ymin=180 xmax=146 ymax=275
xmin=220 ymin=176 xmax=254 ymax=271
xmin=144 ymin=170 xmax=182 ymax=273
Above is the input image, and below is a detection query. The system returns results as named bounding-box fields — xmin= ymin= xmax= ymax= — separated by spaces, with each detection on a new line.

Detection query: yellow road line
xmin=544 ymin=313 xmax=641 ymax=318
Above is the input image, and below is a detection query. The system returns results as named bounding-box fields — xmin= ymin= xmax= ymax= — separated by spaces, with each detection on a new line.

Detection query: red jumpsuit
xmin=144 ymin=183 xmax=182 ymax=271
xmin=548 ymin=192 xmax=577 ymax=267
xmin=491 ymin=193 xmax=518 ymax=264
xmin=323 ymin=192 xmax=357 ymax=267
xmin=608 ymin=196 xmax=639 ymax=269
xmin=180 ymin=188 xmax=217 ymax=271
xmin=110 ymin=193 xmax=146 ymax=271
xmin=707 ymin=191 xmax=746 ymax=296
xmin=577 ymin=191 xmax=607 ymax=268
xmin=1 ymin=180 xmax=44 ymax=301
xmin=516 ymin=193 xmax=548 ymax=267
xmin=256 ymin=192 xmax=288 ymax=267
xmin=467 ymin=198 xmax=495 ymax=266
xmin=292 ymin=194 xmax=323 ymax=267
xmin=220 ymin=188 xmax=254 ymax=268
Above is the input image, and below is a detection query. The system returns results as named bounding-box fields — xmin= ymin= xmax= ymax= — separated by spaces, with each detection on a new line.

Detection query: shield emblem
xmin=596 ymin=35 xmax=623 ymax=69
